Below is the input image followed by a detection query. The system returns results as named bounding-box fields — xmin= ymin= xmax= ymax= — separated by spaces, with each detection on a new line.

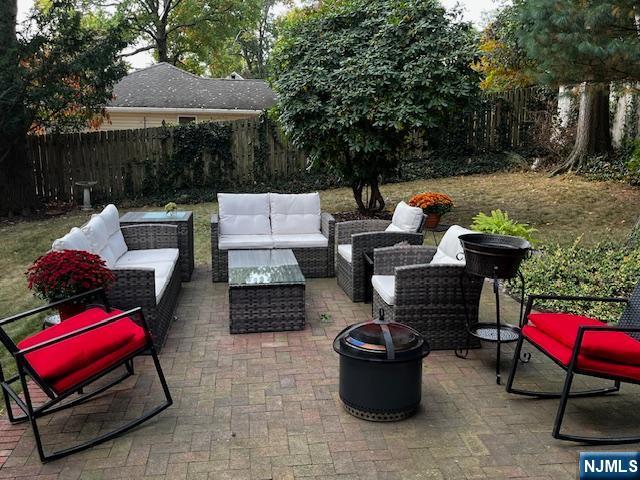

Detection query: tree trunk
xmin=157 ymin=34 xmax=169 ymax=63
xmin=351 ymin=178 xmax=385 ymax=214
xmin=0 ymin=0 xmax=38 ymax=216
xmin=552 ymin=82 xmax=612 ymax=175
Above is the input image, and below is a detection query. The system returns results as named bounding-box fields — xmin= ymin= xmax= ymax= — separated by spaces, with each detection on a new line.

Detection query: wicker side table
xmin=228 ymin=249 xmax=306 ymax=334
xmin=120 ymin=211 xmax=194 ymax=281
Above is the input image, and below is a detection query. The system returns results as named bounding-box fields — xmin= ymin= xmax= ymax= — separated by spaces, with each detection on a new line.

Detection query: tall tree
xmin=517 ymin=0 xmax=640 ymax=174
xmin=0 ymin=0 xmax=128 ymax=215
xmin=271 ymin=0 xmax=478 ymax=213
xmin=113 ymin=0 xmax=259 ymax=71
xmin=474 ymin=4 xmax=536 ymax=92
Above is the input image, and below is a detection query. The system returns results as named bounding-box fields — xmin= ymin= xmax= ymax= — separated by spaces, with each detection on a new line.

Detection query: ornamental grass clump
xmin=408 ymin=192 xmax=454 ymax=215
xmin=26 ymin=250 xmax=115 ymax=302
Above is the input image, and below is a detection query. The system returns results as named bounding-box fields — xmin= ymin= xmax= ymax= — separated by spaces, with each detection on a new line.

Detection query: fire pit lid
xmin=334 ymin=313 xmax=429 ymax=362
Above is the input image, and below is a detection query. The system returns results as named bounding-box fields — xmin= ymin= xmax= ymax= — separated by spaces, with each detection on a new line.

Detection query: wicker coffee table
xmin=228 ymin=249 xmax=306 ymax=334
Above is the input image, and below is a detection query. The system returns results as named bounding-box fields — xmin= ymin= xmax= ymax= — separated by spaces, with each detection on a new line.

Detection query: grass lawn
xmin=0 ymin=171 xmax=638 ymax=381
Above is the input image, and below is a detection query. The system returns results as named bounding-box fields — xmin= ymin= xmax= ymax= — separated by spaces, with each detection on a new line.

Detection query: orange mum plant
xmin=408 ymin=192 xmax=454 ymax=215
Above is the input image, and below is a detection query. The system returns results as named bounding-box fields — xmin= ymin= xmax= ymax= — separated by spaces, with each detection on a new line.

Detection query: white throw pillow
xmin=107 ymin=230 xmax=128 ymax=260
xmin=218 ymin=193 xmax=271 ymax=235
xmin=97 ymin=204 xmax=120 ymax=236
xmin=270 ymin=192 xmax=321 ymax=234
xmin=81 ymin=215 xmax=110 ymax=253
xmin=52 ymin=227 xmax=91 ymax=252
xmin=430 ymin=225 xmax=475 ymax=265
xmin=385 ymin=201 xmax=423 ymax=233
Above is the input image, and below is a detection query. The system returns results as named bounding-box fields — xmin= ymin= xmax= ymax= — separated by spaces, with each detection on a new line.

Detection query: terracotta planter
xmin=424 ymin=213 xmax=441 ymax=230
xmin=57 ymin=303 xmax=85 ymax=321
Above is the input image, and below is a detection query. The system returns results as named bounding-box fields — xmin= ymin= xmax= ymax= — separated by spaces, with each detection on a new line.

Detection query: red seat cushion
xmin=18 ymin=307 xmax=148 ymax=394
xmin=523 ymin=324 xmax=640 ymax=382
xmin=528 ymin=312 xmax=640 ymax=366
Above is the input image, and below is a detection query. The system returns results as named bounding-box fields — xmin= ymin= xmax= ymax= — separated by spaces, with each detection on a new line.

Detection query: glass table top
xmin=228 ymin=250 xmax=305 ymax=286
xmin=141 ymin=211 xmax=189 ymax=219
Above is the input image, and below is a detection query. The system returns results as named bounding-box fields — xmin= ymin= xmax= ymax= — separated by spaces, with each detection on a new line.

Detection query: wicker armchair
xmin=110 ymin=224 xmax=181 ymax=350
xmin=372 ymin=245 xmax=483 ymax=350
xmin=335 ymin=220 xmax=424 ymax=302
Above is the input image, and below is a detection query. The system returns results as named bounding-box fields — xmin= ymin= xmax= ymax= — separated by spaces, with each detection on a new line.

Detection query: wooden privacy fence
xmin=26 ymin=118 xmax=307 ymax=204
xmin=26 ymin=88 xmax=546 ymax=205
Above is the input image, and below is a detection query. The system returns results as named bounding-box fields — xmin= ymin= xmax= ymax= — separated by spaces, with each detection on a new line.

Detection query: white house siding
xmin=97 ymin=110 xmax=260 ymax=131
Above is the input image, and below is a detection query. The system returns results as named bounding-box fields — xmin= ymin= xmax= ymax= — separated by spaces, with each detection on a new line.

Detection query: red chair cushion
xmin=528 ymin=312 xmax=640 ymax=366
xmin=523 ymin=324 xmax=640 ymax=382
xmin=18 ymin=307 xmax=148 ymax=394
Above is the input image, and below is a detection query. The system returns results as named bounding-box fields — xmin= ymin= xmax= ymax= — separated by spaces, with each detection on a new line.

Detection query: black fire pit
xmin=457 ymin=233 xmax=531 ymax=384
xmin=333 ymin=312 xmax=430 ymax=421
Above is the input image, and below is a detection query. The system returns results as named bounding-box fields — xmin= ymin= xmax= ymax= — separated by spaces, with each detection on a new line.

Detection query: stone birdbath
xmin=75 ymin=181 xmax=98 ymax=211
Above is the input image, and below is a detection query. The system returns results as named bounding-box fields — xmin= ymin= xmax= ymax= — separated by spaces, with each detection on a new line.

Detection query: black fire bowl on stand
xmin=333 ymin=313 xmax=430 ymax=422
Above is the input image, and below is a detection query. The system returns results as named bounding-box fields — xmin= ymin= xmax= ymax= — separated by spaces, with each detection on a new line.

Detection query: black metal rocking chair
xmin=0 ymin=288 xmax=173 ymax=462
xmin=506 ymin=281 xmax=640 ymax=444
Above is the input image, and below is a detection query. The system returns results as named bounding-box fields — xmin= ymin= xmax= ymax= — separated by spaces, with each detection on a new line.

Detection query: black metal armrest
xmin=523 ymin=294 xmax=629 ymax=323
xmin=16 ymin=308 xmax=142 ymax=356
xmin=0 ymin=288 xmax=108 ymax=327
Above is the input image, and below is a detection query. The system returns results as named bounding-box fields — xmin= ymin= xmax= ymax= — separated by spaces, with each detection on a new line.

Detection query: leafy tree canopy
xmin=7 ymin=0 xmax=128 ymax=133
xmin=517 ymin=0 xmax=640 ymax=85
xmin=474 ymin=3 xmax=537 ymax=92
xmin=270 ymin=0 xmax=479 ymax=212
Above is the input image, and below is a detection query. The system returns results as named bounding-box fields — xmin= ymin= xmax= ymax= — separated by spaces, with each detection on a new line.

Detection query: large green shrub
xmin=512 ymin=239 xmax=640 ymax=323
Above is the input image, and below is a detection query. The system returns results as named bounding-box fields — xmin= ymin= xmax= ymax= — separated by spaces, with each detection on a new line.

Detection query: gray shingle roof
xmin=109 ymin=63 xmax=276 ymax=111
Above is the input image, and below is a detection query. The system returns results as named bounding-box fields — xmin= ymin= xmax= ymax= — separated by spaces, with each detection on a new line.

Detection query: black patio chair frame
xmin=0 ymin=288 xmax=173 ymax=462
xmin=506 ymin=291 xmax=640 ymax=444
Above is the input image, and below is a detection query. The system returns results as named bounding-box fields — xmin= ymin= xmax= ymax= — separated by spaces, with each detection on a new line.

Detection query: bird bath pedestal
xmin=75 ymin=181 xmax=98 ymax=211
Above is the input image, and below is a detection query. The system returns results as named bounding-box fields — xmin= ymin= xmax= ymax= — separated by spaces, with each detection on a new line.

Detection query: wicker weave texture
xmin=210 ymin=212 xmax=335 ymax=282
xmin=335 ymin=222 xmax=424 ymax=302
xmin=120 ymin=214 xmax=194 ymax=281
xmin=108 ymin=224 xmax=181 ymax=351
xmin=229 ymin=284 xmax=305 ymax=333
xmin=372 ymin=245 xmax=482 ymax=350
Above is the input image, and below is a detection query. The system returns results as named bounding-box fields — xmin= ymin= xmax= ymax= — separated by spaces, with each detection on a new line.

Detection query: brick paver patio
xmin=1 ymin=268 xmax=639 ymax=479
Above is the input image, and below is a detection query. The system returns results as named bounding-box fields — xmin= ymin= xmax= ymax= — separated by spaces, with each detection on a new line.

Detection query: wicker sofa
xmin=51 ymin=205 xmax=181 ymax=350
xmin=371 ymin=226 xmax=483 ymax=350
xmin=211 ymin=193 xmax=335 ymax=282
xmin=336 ymin=201 xmax=425 ymax=302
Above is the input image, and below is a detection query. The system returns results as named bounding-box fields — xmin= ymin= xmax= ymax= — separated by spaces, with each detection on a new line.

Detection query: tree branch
xmin=119 ymin=44 xmax=155 ymax=57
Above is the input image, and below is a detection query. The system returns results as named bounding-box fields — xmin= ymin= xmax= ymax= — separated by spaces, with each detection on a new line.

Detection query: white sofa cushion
xmin=113 ymin=249 xmax=179 ymax=302
xmin=270 ymin=193 xmax=321 ymax=234
xmin=97 ymin=204 xmax=120 ymax=235
xmin=95 ymin=204 xmax=128 ymax=259
xmin=272 ymin=233 xmax=328 ymax=249
xmin=372 ymin=275 xmax=395 ymax=305
xmin=219 ymin=234 xmax=274 ymax=250
xmin=81 ymin=216 xmax=110 ymax=252
xmin=430 ymin=225 xmax=475 ymax=265
xmin=337 ymin=244 xmax=352 ymax=263
xmin=115 ymin=248 xmax=179 ymax=267
xmin=52 ymin=227 xmax=91 ymax=252
xmin=385 ymin=201 xmax=423 ymax=233
xmin=81 ymin=216 xmax=120 ymax=267
xmin=218 ymin=193 xmax=271 ymax=235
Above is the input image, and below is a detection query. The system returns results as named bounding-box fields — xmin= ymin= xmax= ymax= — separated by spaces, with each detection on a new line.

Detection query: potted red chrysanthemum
xmin=26 ymin=250 xmax=115 ymax=320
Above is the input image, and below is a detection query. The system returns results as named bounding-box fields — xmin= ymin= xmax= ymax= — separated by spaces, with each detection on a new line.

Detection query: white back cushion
xmin=385 ymin=201 xmax=423 ymax=232
xmin=94 ymin=204 xmax=128 ymax=259
xmin=98 ymin=204 xmax=120 ymax=235
xmin=270 ymin=193 xmax=321 ymax=234
xmin=108 ymin=230 xmax=128 ymax=259
xmin=81 ymin=216 xmax=119 ymax=267
xmin=52 ymin=227 xmax=91 ymax=252
xmin=81 ymin=216 xmax=110 ymax=252
xmin=218 ymin=193 xmax=271 ymax=235
xmin=430 ymin=225 xmax=475 ymax=265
